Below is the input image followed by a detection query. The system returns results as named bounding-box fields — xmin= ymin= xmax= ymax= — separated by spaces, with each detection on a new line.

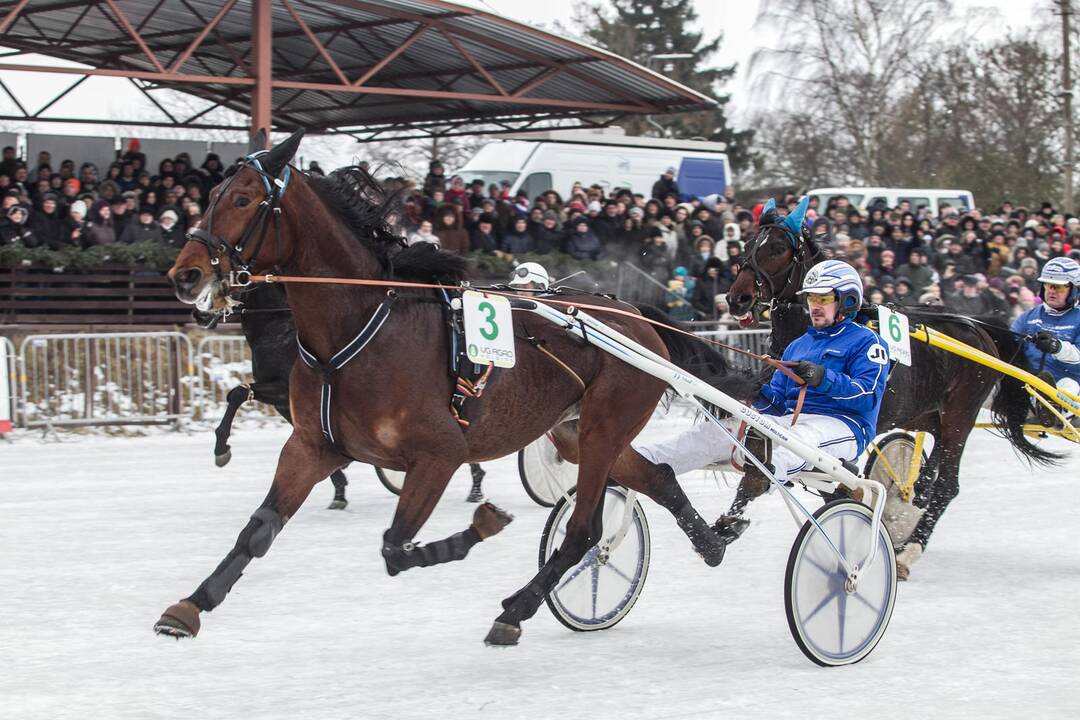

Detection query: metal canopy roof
xmin=0 ymin=0 xmax=715 ymax=139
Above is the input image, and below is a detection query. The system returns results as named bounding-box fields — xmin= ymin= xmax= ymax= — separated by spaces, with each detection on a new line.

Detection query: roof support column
xmin=250 ymin=0 xmax=273 ymax=145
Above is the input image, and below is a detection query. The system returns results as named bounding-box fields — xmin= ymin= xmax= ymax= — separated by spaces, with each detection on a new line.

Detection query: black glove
xmin=794 ymin=360 xmax=826 ymax=387
xmin=1033 ymin=330 xmax=1062 ymax=355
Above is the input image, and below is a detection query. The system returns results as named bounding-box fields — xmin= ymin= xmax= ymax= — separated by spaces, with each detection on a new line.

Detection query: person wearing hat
xmin=130 ymin=206 xmax=163 ymax=244
xmin=895 ymin=247 xmax=937 ymax=295
xmin=0 ymin=203 xmax=36 ymax=247
xmin=422 ymin=159 xmax=446 ymax=198
xmin=666 ymin=266 xmax=695 ymax=321
xmin=500 ymin=215 xmax=535 ymax=254
xmin=635 ymin=259 xmax=890 ymax=546
xmin=651 ymin=166 xmax=679 ymax=201
xmin=893 ymin=277 xmax=918 ymax=307
xmin=469 ymin=212 xmax=498 ymax=252
xmin=565 ymin=216 xmax=604 ymax=260
xmin=157 ymin=208 xmax=181 ymax=247
xmin=946 ymin=274 xmax=997 ymax=316
xmin=692 ymin=255 xmax=730 ymax=318
xmin=201 ymin=153 xmax=224 ymax=187
xmin=467 ymin=179 xmax=487 ymax=210
xmin=83 ymin=200 xmax=116 ymax=246
xmin=1011 ymin=257 xmax=1080 ymax=424
xmin=65 ymin=199 xmax=88 ymax=246
xmin=532 ymin=210 xmax=564 ymax=254
xmin=508 ymin=261 xmax=551 ymax=291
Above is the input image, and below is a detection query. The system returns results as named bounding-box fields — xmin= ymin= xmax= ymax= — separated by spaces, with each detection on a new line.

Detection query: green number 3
xmin=478 ymin=301 xmax=499 ymax=340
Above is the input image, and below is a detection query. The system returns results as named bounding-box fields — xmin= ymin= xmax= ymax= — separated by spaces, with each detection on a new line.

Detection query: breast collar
xmin=186 ymin=151 xmax=292 ymax=286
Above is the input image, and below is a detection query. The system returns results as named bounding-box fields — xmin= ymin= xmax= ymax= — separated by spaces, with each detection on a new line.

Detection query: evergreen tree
xmin=574 ymin=0 xmax=753 ymax=171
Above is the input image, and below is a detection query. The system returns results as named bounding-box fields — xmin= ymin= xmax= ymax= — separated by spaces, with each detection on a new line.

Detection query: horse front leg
xmin=153 ymin=433 xmax=343 ymax=639
xmin=380 ymin=453 xmax=512 ymax=576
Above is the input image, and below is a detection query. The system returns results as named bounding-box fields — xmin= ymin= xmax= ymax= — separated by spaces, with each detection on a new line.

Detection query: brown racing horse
xmin=725 ymin=205 xmax=1059 ymax=578
xmin=155 ymin=130 xmax=748 ymax=645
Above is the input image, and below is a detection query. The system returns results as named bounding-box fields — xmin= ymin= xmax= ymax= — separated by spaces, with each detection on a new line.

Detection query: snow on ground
xmin=1 ymin=417 xmax=1078 ymax=720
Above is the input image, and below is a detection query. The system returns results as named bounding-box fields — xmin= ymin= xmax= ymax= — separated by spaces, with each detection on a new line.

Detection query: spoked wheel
xmin=518 ymin=434 xmax=578 ymax=507
xmin=540 ymin=486 xmax=650 ymax=632
xmin=863 ymin=431 xmax=929 ymax=547
xmin=374 ymin=466 xmax=405 ymax=495
xmin=785 ymin=500 xmax=897 ymax=667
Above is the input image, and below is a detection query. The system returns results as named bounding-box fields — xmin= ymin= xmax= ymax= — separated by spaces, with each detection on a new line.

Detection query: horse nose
xmin=729 ymin=293 xmax=753 ymax=313
xmin=172 ymin=267 xmax=203 ymax=294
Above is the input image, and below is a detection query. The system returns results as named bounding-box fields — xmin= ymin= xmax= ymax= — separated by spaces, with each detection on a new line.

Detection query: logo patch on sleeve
xmin=866 ymin=344 xmax=889 ymax=365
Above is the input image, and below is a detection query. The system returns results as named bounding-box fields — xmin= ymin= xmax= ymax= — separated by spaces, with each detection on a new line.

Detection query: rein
xmin=243 ymin=272 xmax=809 ymax=417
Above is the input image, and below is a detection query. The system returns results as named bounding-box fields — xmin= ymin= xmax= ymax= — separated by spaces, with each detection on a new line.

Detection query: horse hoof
xmin=154 ymin=601 xmax=200 ymax=639
xmin=328 ymin=498 xmax=348 ymax=510
xmin=700 ymin=542 xmax=726 ymax=568
xmin=484 ymin=621 xmax=521 ymax=646
xmin=214 ymin=449 xmax=232 ymax=467
xmin=472 ymin=502 xmax=514 ymax=539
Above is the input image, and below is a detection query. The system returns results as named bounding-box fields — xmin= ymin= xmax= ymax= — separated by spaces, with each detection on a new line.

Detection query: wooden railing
xmin=0 ymin=264 xmax=191 ymax=325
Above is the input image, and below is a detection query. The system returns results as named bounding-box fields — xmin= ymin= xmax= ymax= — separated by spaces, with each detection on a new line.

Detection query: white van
xmin=807 ymin=187 xmax=975 ymax=216
xmin=456 ymin=128 xmax=731 ymax=200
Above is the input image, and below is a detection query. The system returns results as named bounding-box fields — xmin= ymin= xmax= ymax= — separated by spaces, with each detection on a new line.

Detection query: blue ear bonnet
xmin=760 ymin=196 xmax=809 ymax=249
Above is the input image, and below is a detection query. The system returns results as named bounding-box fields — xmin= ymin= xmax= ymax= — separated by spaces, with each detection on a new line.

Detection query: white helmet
xmin=508 ymin=262 xmax=550 ymax=289
xmin=1037 ymin=257 xmax=1080 ymax=285
xmin=798 ymin=259 xmax=863 ymax=316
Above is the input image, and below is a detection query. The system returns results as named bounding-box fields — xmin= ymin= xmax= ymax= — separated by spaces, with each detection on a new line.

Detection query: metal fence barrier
xmin=195 ymin=335 xmax=276 ymax=420
xmin=1 ymin=336 xmax=16 ymax=433
xmin=694 ymin=327 xmax=773 ymax=369
xmin=17 ymin=332 xmax=194 ymax=428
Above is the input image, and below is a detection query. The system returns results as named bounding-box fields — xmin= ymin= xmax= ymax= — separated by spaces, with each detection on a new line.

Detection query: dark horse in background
xmin=205 ymin=282 xmax=489 ymax=507
xmin=155 ymin=129 xmax=756 ymax=645
xmin=202 ymin=283 xmax=350 ymax=509
xmin=726 ymin=200 xmax=1059 ymax=578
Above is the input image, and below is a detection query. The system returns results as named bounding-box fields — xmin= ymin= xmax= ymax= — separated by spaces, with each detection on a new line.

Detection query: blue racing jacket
xmin=1010 ymin=304 xmax=1080 ymax=384
xmin=754 ymin=318 xmax=890 ymax=454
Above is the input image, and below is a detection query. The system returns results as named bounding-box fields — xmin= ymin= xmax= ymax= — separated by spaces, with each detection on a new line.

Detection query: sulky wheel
xmin=517 ymin=434 xmax=578 ymax=507
xmin=540 ymin=486 xmax=650 ymax=632
xmin=862 ymin=431 xmax=929 ymax=547
xmin=374 ymin=466 xmax=405 ymax=495
xmin=785 ymin=499 xmax=897 ymax=667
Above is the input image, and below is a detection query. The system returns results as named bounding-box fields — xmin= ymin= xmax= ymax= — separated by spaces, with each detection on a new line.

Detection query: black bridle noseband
xmin=187 ymin=151 xmax=292 ymax=287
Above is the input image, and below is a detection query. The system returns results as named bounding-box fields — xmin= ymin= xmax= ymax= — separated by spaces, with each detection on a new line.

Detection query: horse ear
xmin=784 ymin=196 xmax=810 ymax=235
xmin=263 ymin=129 xmax=305 ymax=177
xmin=248 ymin=128 xmax=267 ymax=154
xmin=762 ymin=198 xmax=776 ymax=215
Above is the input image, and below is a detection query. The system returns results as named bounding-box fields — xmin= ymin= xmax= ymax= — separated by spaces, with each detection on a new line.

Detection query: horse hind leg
xmin=154 ymin=433 xmax=343 ymax=639
xmin=898 ymin=429 xmax=969 ymax=580
xmin=608 ymin=448 xmax=727 ymax=567
xmin=327 ymin=469 xmax=349 ymax=510
xmin=465 ymin=463 xmax=486 ymax=503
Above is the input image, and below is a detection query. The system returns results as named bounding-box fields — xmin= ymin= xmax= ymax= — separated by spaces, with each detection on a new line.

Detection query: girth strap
xmin=296 ymin=291 xmax=397 ymax=446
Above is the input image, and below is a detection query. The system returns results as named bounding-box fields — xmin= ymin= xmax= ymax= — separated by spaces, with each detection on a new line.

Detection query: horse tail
xmin=978 ymin=318 xmax=1063 ymax=467
xmin=632 ymin=304 xmax=762 ymax=403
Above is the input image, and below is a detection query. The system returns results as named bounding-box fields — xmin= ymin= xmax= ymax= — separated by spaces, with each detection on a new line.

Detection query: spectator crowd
xmin=2 ymin=137 xmax=1075 ymax=324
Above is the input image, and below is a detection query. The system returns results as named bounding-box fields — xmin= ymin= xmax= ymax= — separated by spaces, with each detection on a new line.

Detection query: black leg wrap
xmin=330 ymin=469 xmax=348 ymax=493
xmin=186 ymin=506 xmax=284 ymax=611
xmin=382 ymin=527 xmax=482 ymax=575
xmin=674 ymin=500 xmax=726 ymax=567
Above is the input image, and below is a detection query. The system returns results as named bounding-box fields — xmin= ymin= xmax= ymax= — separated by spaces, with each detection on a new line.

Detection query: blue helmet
xmin=1037 ymin=257 xmax=1080 ymax=305
xmin=798 ymin=259 xmax=863 ymax=317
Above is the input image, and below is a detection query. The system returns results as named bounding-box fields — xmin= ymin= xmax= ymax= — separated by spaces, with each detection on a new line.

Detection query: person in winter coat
xmin=501 ymin=216 xmax=536 ymax=254
xmin=687 ymin=236 xmax=716 ymax=279
xmin=28 ymin=193 xmax=67 ymax=249
xmin=533 ymin=211 xmax=564 ymax=254
xmin=651 ymin=166 xmax=679 ymax=200
xmin=83 ymin=201 xmax=117 ymax=246
xmin=639 ymin=227 xmax=673 ymax=283
xmin=445 ymin=175 xmax=470 ymax=212
xmin=691 ymin=256 xmax=730 ymax=318
xmin=470 ymin=213 xmax=499 ymax=252
xmin=130 ymin=208 xmax=164 ymax=244
xmin=564 ymin=217 xmax=605 ymax=260
xmin=65 ymin=199 xmax=88 ymax=247
xmin=158 ymin=209 xmax=182 ymax=248
xmin=407 ymin=219 xmax=440 ymax=248
xmin=0 ymin=204 xmax=36 ymax=246
xmin=423 ymin=160 xmax=447 ymax=198
xmin=433 ymin=204 xmax=470 ymax=255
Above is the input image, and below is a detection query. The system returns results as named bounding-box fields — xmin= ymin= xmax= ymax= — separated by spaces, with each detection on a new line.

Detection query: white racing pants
xmin=633 ymin=413 xmax=859 ymax=480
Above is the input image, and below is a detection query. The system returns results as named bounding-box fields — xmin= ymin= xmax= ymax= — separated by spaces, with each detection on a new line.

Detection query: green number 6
xmin=888 ymin=313 xmax=902 ymax=342
xmin=478 ymin=301 xmax=499 ymax=340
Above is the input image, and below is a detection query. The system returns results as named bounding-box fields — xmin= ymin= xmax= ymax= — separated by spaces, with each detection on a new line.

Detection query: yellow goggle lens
xmin=805 ymin=293 xmax=837 ymax=306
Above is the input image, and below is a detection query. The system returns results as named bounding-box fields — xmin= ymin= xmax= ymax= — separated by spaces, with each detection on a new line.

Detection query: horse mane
xmin=306 ymin=165 xmax=469 ymax=283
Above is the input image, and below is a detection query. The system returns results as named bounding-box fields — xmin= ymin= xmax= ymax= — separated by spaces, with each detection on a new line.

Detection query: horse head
xmin=726 ymin=196 xmax=821 ymax=325
xmin=169 ymin=129 xmax=305 ymax=311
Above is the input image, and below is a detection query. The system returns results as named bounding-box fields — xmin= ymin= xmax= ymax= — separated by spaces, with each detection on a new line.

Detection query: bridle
xmin=187 ymin=151 xmax=292 ymax=287
xmin=742 ymin=220 xmax=814 ymax=312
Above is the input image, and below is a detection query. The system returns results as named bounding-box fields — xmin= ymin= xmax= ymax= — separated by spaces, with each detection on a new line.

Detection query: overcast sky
xmin=0 ymin=0 xmax=1056 ymax=145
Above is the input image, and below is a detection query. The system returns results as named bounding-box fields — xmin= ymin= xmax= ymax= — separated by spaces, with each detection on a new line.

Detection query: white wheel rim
xmin=523 ymin=436 xmax=577 ymax=504
xmin=545 ymin=487 xmax=650 ymax=629
xmin=791 ymin=506 xmax=896 ymax=664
